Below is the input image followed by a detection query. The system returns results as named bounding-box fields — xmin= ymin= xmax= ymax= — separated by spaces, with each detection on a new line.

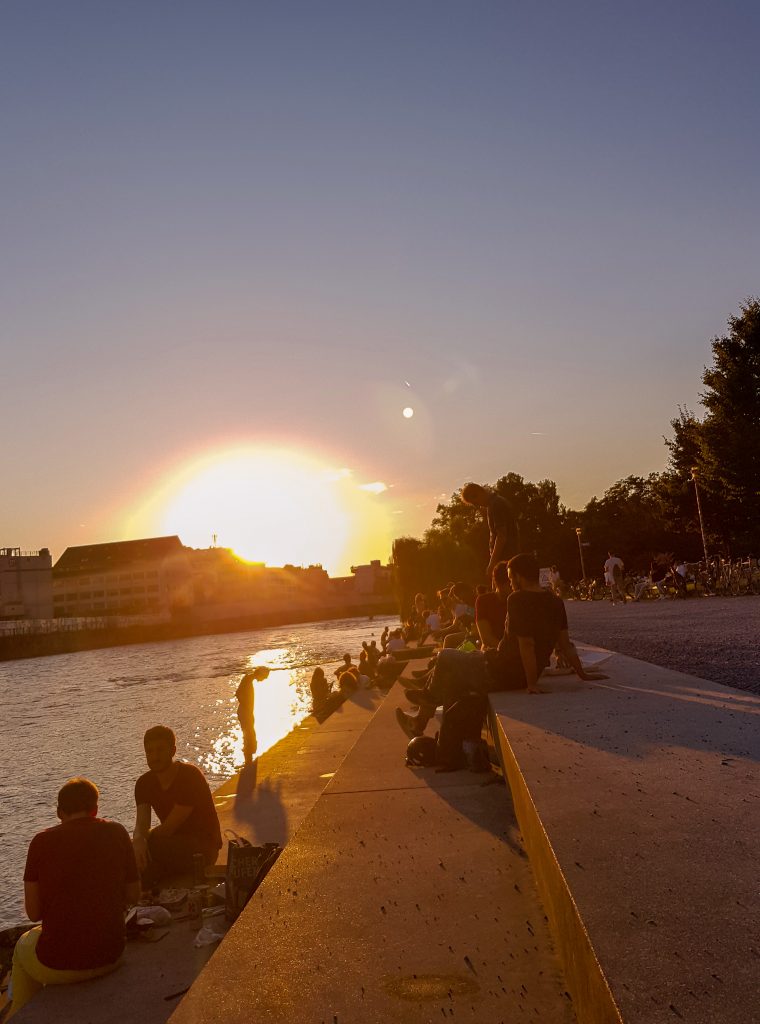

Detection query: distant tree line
xmin=392 ymin=299 xmax=760 ymax=610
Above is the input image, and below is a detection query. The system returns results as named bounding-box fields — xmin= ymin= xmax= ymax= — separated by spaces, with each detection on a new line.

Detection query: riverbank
xmin=7 ymin=685 xmax=388 ymax=1023
xmin=0 ymin=615 xmax=399 ymax=929
xmin=0 ymin=600 xmax=396 ymax=663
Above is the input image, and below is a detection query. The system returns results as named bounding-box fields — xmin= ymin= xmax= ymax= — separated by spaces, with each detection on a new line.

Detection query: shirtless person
xmin=133 ymin=726 xmax=222 ymax=888
xmin=236 ymin=666 xmax=270 ymax=767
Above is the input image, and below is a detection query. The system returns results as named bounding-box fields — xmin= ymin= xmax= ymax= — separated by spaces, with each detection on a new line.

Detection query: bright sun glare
xmin=127 ymin=446 xmax=391 ymax=575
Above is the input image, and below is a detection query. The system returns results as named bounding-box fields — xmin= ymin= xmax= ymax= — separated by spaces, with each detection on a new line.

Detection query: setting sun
xmin=125 ymin=445 xmax=392 ymax=575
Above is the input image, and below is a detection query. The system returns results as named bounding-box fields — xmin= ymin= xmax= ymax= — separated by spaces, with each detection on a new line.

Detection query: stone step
xmin=169 ymin=676 xmax=576 ymax=1024
xmin=489 ymin=648 xmax=759 ymax=1024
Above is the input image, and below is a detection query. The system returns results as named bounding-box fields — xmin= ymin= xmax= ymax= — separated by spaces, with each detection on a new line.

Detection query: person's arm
xmin=132 ymin=803 xmax=152 ymax=872
xmin=556 ymin=631 xmax=608 ymax=681
xmin=118 ymin=823 xmax=142 ymax=904
xmin=24 ymin=881 xmax=42 ymax=921
xmin=486 ymin=533 xmax=506 ymax=574
xmin=151 ymin=804 xmax=193 ymax=839
xmin=477 ymin=618 xmax=500 ymax=649
xmin=517 ymin=636 xmax=541 ymax=693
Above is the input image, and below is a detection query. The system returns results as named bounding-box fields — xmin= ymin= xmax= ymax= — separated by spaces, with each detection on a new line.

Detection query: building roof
xmin=54 ymin=536 xmax=185 ymax=574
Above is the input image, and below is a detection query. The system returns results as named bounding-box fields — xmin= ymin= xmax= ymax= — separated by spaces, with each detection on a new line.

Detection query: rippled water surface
xmin=0 ymin=614 xmax=396 ymax=928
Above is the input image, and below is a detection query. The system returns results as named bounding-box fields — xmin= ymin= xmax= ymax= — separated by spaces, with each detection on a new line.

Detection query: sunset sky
xmin=2 ymin=2 xmax=758 ymax=575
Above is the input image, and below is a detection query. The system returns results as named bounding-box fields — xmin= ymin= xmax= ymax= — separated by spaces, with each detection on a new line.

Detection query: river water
xmin=0 ymin=614 xmax=396 ymax=928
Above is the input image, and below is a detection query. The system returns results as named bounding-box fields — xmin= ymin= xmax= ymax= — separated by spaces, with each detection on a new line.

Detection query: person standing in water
xmin=235 ymin=667 xmax=270 ymax=766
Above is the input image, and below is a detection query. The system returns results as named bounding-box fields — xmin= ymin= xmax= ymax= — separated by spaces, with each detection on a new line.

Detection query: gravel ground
xmin=566 ymin=596 xmax=760 ymax=694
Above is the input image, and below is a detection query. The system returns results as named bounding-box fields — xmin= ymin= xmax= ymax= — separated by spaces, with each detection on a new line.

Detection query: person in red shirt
xmin=132 ymin=725 xmax=222 ymax=888
xmin=475 ymin=561 xmax=511 ymax=648
xmin=9 ymin=777 xmax=140 ymax=1018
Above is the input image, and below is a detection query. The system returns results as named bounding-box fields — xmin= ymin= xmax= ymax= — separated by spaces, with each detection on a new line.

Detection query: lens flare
xmin=124 ymin=445 xmax=393 ymax=575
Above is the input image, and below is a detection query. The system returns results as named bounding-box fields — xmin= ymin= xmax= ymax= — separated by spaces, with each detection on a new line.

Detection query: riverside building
xmin=0 ymin=547 xmax=53 ymax=619
xmin=52 ymin=536 xmax=191 ymax=618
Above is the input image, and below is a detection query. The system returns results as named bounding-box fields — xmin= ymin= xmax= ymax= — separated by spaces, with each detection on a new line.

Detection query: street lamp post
xmin=575 ymin=527 xmax=588 ymax=581
xmin=690 ymin=466 xmax=709 ymax=566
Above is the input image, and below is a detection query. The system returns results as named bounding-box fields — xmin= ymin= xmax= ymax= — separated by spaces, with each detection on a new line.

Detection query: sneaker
xmin=395 ymin=708 xmax=423 ymax=739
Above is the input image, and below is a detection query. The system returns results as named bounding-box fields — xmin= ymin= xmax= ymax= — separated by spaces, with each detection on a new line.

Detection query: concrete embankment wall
xmin=489 ymin=649 xmax=759 ymax=1024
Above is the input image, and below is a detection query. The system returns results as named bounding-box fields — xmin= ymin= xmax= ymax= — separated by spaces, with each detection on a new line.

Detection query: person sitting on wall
xmin=358 ymin=648 xmax=373 ymax=681
xmin=475 ymin=561 xmax=511 ymax=649
xmin=396 ymin=553 xmax=608 ymax=740
xmin=334 ymin=653 xmax=354 ymax=679
xmin=132 ymin=726 xmax=222 ymax=889
xmin=310 ymin=667 xmax=331 ymax=708
xmin=9 ymin=778 xmax=140 ymax=1019
xmin=387 ymin=629 xmax=406 ymax=653
xmin=367 ymin=640 xmax=381 ymax=670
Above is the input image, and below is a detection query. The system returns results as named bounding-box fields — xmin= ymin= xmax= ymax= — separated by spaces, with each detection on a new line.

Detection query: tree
xmin=579 ymin=473 xmax=694 ymax=572
xmin=664 ymin=299 xmax=760 ymax=553
xmin=698 ymin=299 xmax=760 ymax=551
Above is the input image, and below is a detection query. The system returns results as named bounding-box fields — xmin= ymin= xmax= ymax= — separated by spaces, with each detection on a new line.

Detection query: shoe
xmin=404 ymin=687 xmax=437 ymax=707
xmin=395 ymin=708 xmax=423 ymax=739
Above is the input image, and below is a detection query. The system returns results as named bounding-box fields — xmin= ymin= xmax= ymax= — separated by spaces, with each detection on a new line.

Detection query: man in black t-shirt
xmin=133 ymin=725 xmax=222 ymax=887
xmin=396 ymin=553 xmax=607 ymax=739
xmin=461 ymin=483 xmax=518 ymax=576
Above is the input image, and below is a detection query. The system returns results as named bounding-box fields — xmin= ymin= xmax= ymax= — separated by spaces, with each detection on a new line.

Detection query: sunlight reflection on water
xmin=0 ymin=614 xmax=396 ymax=928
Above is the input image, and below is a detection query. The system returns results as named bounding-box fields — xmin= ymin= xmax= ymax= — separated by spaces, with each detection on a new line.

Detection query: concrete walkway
xmin=489 ymin=648 xmax=760 ymax=1024
xmin=13 ymin=690 xmax=384 ymax=1024
xmin=169 ymin=674 xmax=576 ymax=1024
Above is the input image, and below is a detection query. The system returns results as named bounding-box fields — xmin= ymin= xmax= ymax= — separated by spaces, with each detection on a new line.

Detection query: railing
xmin=0 ymin=613 xmax=171 ymax=637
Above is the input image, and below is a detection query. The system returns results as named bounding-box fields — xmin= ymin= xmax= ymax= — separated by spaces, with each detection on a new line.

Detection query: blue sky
xmin=2 ymin=2 xmax=758 ymax=570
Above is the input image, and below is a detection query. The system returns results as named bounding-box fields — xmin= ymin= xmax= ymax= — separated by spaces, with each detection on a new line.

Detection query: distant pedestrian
xmin=461 ymin=483 xmax=519 ymax=576
xmin=549 ymin=565 xmax=562 ymax=596
xmin=603 ymin=552 xmax=627 ymax=605
xmin=9 ymin=778 xmax=140 ymax=1018
xmin=235 ymin=667 xmax=270 ymax=766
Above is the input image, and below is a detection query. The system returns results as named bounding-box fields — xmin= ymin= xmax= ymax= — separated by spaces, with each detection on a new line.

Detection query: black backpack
xmin=436 ymin=693 xmax=489 ymax=771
